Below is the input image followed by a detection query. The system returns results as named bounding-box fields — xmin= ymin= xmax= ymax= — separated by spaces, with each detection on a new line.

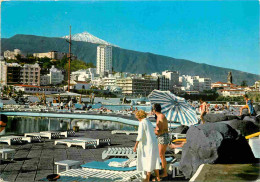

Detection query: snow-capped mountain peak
xmin=62 ymin=31 xmax=114 ymax=46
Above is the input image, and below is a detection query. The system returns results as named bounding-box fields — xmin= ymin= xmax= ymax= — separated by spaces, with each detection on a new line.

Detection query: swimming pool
xmin=2 ymin=116 xmax=137 ymax=136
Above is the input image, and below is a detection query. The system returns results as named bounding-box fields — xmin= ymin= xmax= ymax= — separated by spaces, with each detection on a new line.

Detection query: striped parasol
xmin=148 ymin=90 xmax=198 ymax=126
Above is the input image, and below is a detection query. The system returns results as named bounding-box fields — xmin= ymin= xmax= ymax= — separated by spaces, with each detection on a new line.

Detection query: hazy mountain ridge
xmin=1 ymin=34 xmax=259 ymax=85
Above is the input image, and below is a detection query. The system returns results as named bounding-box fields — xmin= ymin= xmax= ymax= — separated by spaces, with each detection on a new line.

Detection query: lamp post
xmin=67 ymin=26 xmax=72 ymax=92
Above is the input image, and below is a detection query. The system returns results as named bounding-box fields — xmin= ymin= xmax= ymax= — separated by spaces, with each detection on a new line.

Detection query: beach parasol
xmin=148 ymin=90 xmax=198 ymax=126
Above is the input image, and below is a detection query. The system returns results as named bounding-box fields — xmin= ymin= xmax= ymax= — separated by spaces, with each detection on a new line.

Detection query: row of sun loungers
xmin=0 ymin=135 xmax=41 ymax=145
xmin=55 ymin=138 xmax=111 ymax=149
xmin=25 ymin=130 xmax=75 ymax=139
xmin=0 ymin=130 xmax=76 ymax=145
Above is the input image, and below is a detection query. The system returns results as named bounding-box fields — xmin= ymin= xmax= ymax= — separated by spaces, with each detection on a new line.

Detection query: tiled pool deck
xmin=0 ymin=130 xmax=137 ymax=182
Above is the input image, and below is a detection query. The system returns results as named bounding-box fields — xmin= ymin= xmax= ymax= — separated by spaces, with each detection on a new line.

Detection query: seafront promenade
xmin=0 ymin=130 xmax=138 ymax=182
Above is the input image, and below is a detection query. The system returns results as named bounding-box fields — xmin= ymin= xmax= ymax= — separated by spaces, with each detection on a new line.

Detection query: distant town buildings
xmin=96 ymin=45 xmax=112 ymax=76
xmin=33 ymin=51 xmax=77 ymax=61
xmin=151 ymin=73 xmax=170 ymax=91
xmin=0 ymin=48 xmax=258 ymax=98
xmin=179 ymin=75 xmax=199 ymax=91
xmin=162 ymin=70 xmax=179 ymax=89
xmin=4 ymin=49 xmax=23 ymax=60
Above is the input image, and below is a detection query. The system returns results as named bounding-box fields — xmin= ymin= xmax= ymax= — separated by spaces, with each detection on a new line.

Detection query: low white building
xmin=71 ymin=68 xmax=96 ymax=82
xmin=211 ymin=81 xmax=236 ymax=90
xmin=14 ymin=85 xmax=63 ymax=94
xmin=218 ymin=89 xmax=246 ymax=97
xmin=74 ymin=81 xmax=91 ymax=90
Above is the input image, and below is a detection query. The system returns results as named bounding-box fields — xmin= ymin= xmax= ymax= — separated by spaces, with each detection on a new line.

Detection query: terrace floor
xmin=0 ymin=130 xmax=138 ymax=182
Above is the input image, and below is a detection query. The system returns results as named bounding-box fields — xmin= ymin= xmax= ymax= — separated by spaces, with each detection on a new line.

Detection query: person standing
xmin=60 ymin=101 xmax=64 ymax=109
xmin=199 ymin=99 xmax=207 ymax=124
xmin=152 ymin=103 xmax=170 ymax=179
xmin=91 ymin=93 xmax=95 ymax=104
xmin=133 ymin=110 xmax=161 ymax=182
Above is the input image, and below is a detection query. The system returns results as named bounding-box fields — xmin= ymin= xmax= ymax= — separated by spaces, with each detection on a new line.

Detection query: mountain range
xmin=1 ymin=33 xmax=260 ymax=85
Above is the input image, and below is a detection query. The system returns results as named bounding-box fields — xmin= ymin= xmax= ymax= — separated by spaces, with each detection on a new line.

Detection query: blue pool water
xmin=2 ymin=116 xmax=137 ymax=136
xmin=103 ymin=105 xmax=151 ymax=112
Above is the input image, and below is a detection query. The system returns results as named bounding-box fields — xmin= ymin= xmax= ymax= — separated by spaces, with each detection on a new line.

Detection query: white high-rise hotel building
xmin=96 ymin=45 xmax=112 ymax=75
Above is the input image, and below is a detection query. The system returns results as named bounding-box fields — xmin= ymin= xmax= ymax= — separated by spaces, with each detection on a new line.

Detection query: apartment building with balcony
xmin=20 ymin=63 xmax=41 ymax=86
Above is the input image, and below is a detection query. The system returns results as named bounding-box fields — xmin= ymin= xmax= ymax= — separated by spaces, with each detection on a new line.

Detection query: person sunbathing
xmin=169 ymin=141 xmax=186 ymax=149
xmin=239 ymin=94 xmax=256 ymax=116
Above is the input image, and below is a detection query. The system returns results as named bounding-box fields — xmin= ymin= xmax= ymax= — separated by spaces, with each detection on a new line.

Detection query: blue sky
xmin=1 ymin=0 xmax=260 ymax=74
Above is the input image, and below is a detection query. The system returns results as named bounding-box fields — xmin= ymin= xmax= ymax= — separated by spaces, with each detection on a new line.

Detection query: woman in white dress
xmin=133 ymin=110 xmax=161 ymax=182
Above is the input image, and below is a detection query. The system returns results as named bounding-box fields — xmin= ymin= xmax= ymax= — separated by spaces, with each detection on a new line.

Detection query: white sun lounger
xmin=59 ymin=168 xmax=142 ymax=182
xmin=25 ymin=132 xmax=60 ymax=140
xmin=111 ymin=130 xmax=138 ymax=135
xmin=54 ymin=139 xmax=98 ymax=149
xmin=102 ymin=147 xmax=136 ymax=160
xmin=169 ymin=133 xmax=187 ymax=140
xmin=40 ymin=131 xmax=62 ymax=139
xmin=1 ymin=135 xmax=41 ymax=143
xmin=60 ymin=130 xmax=76 ymax=138
xmin=0 ymin=136 xmax=23 ymax=145
xmin=72 ymin=137 xmax=111 ymax=146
